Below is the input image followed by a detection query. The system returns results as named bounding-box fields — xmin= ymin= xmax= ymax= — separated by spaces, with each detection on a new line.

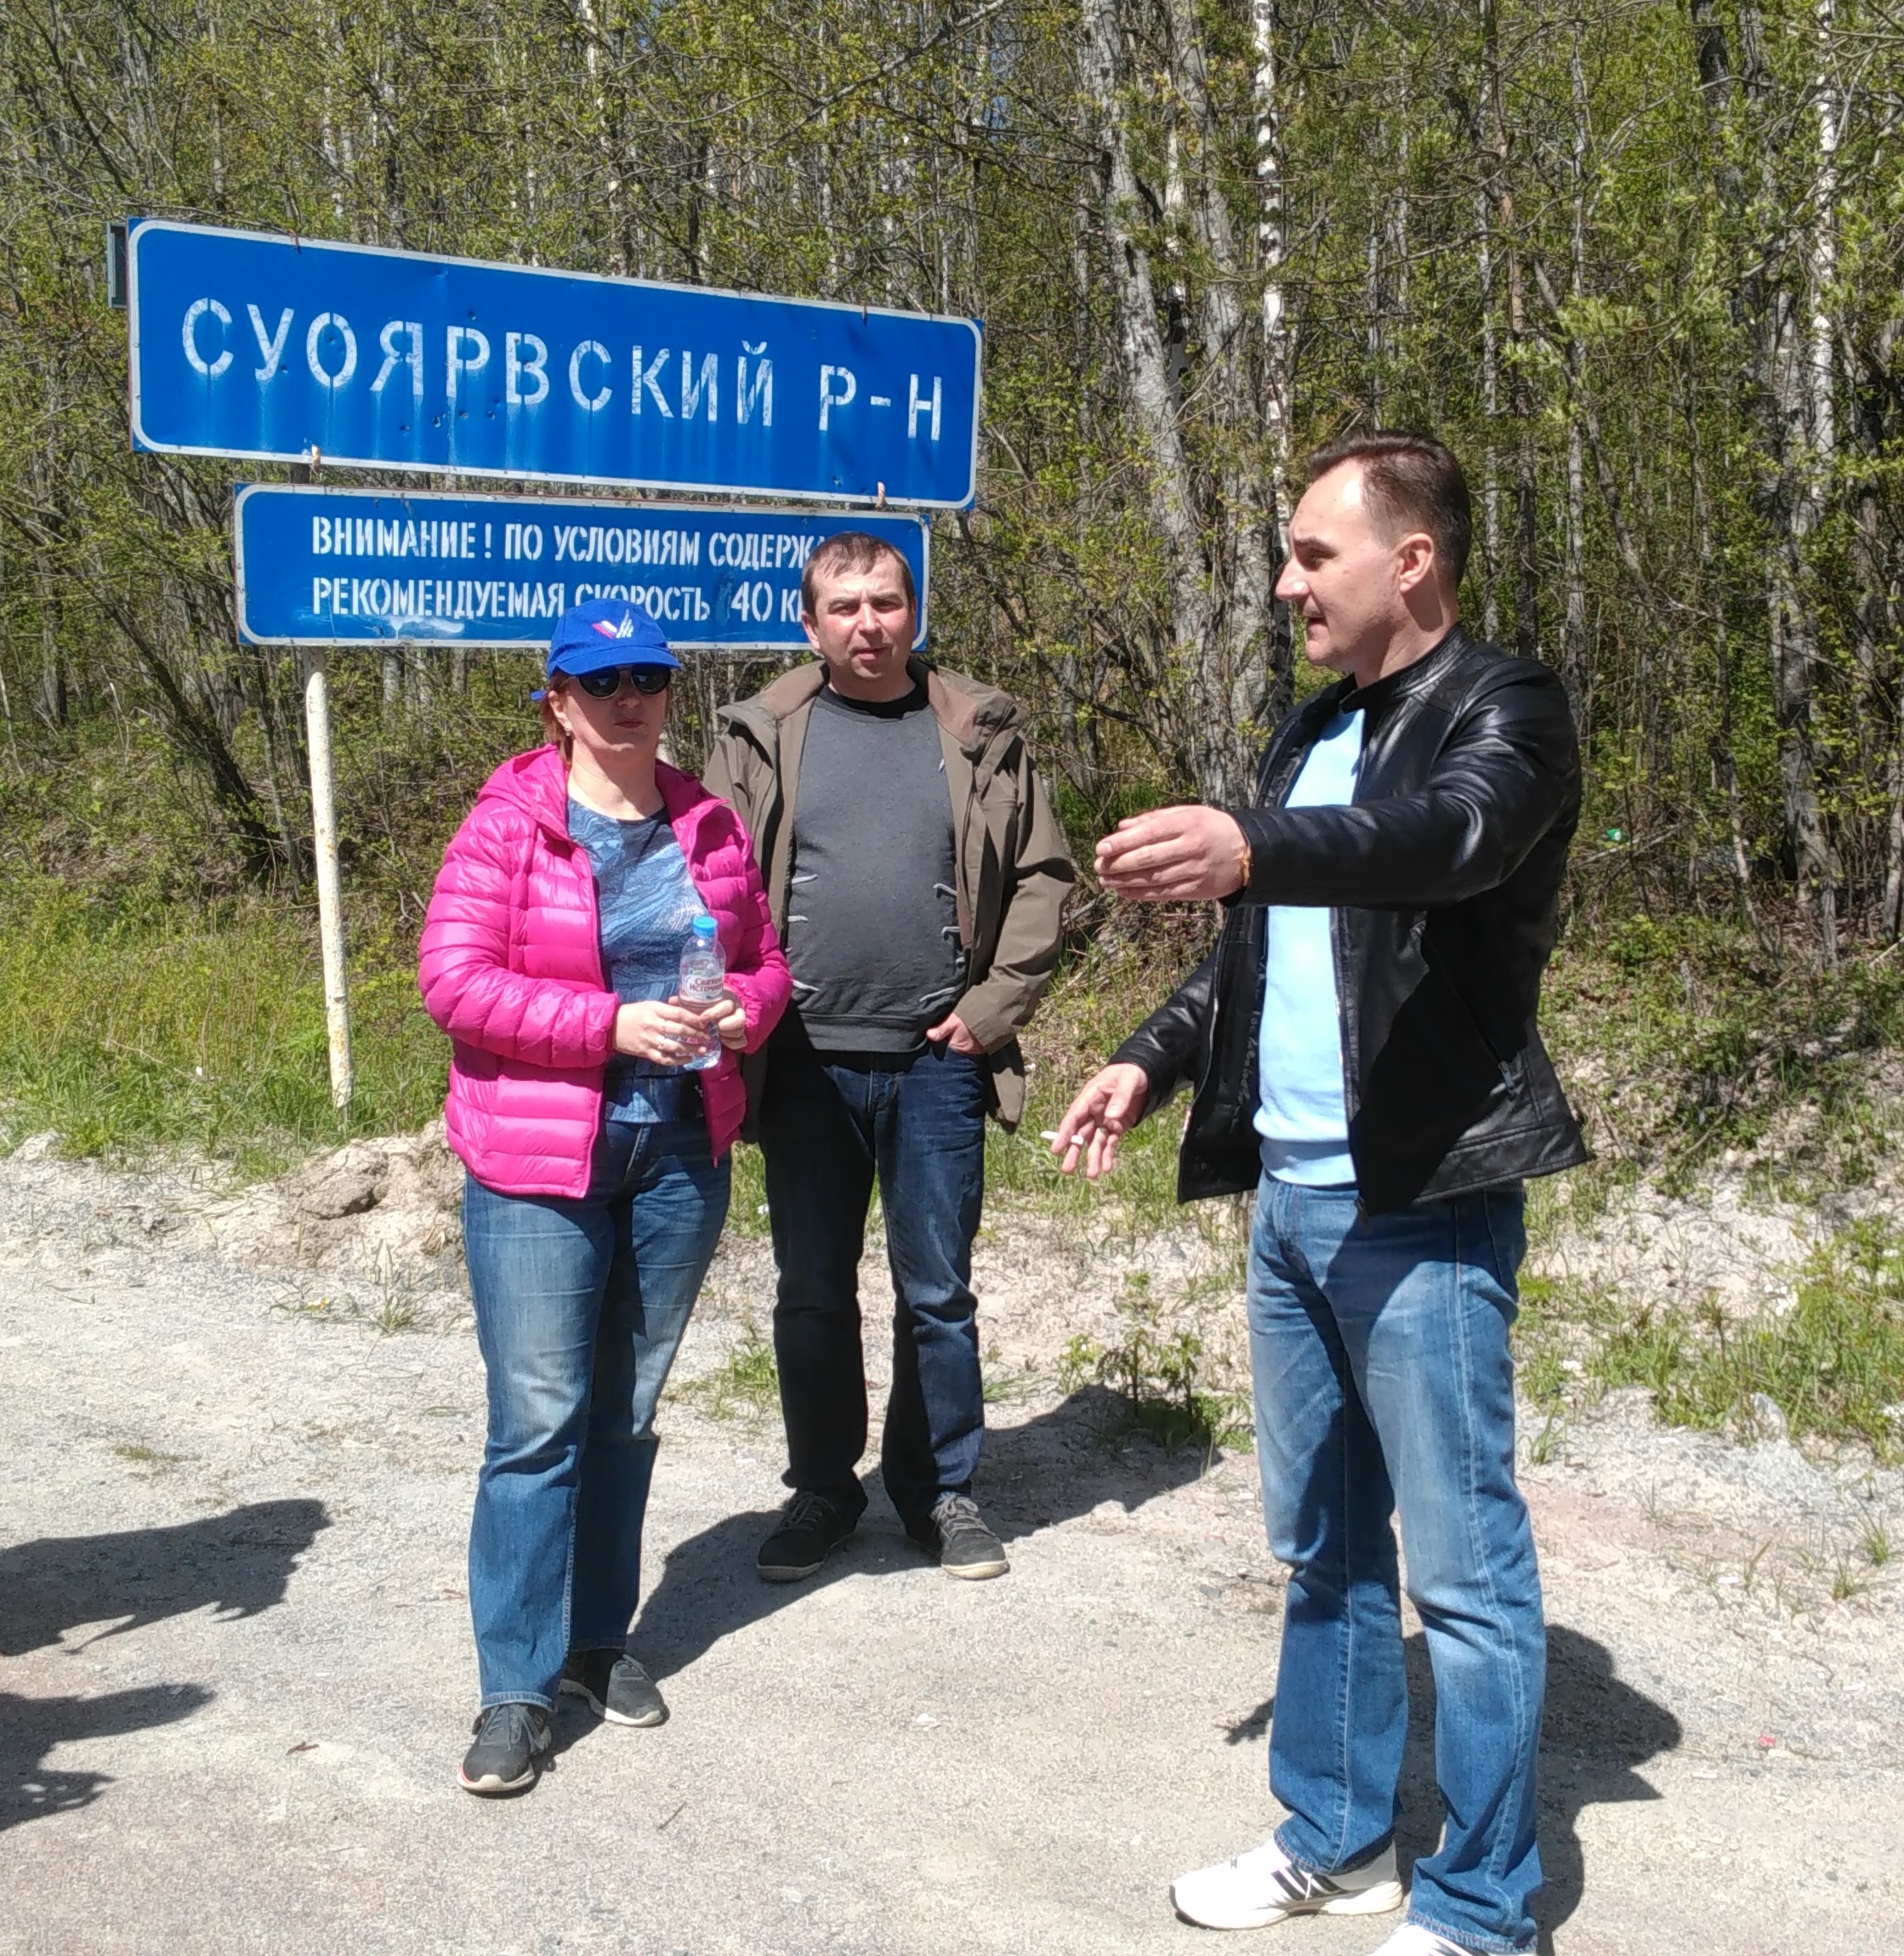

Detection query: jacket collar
xmin=720 ymin=656 xmax=1022 ymax=761
xmin=476 ymin=742 xmax=710 ymax=846
xmin=1338 ymin=623 xmax=1470 ymax=721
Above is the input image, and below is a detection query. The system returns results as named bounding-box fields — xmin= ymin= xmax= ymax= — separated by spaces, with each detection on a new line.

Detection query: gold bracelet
xmin=1236 ymin=836 xmax=1252 ymax=894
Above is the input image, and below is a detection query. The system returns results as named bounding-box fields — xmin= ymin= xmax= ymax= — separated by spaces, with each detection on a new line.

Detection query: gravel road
xmin=2 ymin=1146 xmax=1900 ymax=1955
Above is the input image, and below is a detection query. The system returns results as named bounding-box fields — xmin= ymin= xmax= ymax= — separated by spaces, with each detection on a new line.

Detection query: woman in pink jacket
xmin=419 ymin=598 xmax=790 ymax=1797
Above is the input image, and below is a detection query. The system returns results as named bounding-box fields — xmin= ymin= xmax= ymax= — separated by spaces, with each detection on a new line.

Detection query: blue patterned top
xmin=568 ymin=797 xmax=706 ymax=1124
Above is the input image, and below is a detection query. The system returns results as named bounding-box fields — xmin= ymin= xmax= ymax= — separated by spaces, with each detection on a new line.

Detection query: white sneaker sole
xmin=458 ymin=1743 xmax=548 ymax=1796
xmin=943 ymin=1553 xmax=1009 ymax=1580
xmin=558 ymin=1675 xmax=667 ymax=1728
xmin=1170 ymin=1877 xmax=1405 ymax=1930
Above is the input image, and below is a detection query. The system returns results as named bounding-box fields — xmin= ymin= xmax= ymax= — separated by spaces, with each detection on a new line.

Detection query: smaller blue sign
xmin=233 ymin=485 xmax=929 ymax=651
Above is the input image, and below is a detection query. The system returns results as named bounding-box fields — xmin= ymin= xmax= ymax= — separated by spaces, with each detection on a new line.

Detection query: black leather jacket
xmin=1113 ymin=626 xmax=1589 ymax=1214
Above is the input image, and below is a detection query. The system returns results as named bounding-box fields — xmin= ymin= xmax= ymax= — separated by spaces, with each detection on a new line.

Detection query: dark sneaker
xmin=906 ymin=1493 xmax=1009 ymax=1580
xmin=458 ymin=1702 xmax=551 ymax=1796
xmin=560 ymin=1650 xmax=668 ymax=1727
xmin=756 ymin=1490 xmax=860 ymax=1582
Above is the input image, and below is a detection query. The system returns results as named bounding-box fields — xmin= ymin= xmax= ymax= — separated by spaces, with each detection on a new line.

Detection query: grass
xmin=0 ymin=875 xmax=443 ymax=1177
xmin=1514 ymin=1219 xmax=1904 ymax=1460
xmin=980 ymin=919 xmax=1225 ymax=1239
xmin=111 ymin=1441 xmax=185 ymax=1471
xmin=0 ymin=867 xmax=1198 ymax=1230
xmin=1058 ymin=1271 xmax=1252 ymax=1453
xmin=727 ymin=1141 xmax=771 ymax=1236
xmin=1542 ymin=912 xmax=1904 ymax=1198
xmin=11 ymin=856 xmax=1904 ymax=1471
xmin=22 ymin=860 xmax=1894 ymax=1235
xmin=675 ymin=1316 xmax=780 ymax=1419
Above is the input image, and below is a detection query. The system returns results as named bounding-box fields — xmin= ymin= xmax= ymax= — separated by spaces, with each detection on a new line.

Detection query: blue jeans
xmin=462 ymin=1114 xmax=729 ymax=1709
xmin=1248 ymin=1174 xmax=1543 ymax=1954
xmin=758 ymin=1043 xmax=988 ymax=1522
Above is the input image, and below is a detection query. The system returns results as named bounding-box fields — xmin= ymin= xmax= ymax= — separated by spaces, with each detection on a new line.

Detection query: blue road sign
xmin=130 ymin=219 xmax=980 ymax=508
xmin=233 ymin=485 xmax=930 ymax=651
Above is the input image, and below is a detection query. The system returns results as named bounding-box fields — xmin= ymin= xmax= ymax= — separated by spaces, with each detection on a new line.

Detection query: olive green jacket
xmin=702 ymin=657 xmax=1074 ymax=1129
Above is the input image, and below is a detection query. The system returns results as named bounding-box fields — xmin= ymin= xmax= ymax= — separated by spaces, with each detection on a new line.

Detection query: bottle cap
xmin=693 ymin=913 xmax=718 ymax=939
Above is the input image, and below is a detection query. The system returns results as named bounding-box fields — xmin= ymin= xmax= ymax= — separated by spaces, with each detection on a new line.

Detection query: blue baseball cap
xmin=545 ymin=599 xmax=680 ymax=679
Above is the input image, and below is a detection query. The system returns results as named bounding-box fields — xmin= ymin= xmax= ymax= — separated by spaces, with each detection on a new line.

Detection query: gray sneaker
xmin=907 ymin=1493 xmax=1009 ymax=1579
xmin=560 ymin=1649 xmax=668 ymax=1727
xmin=458 ymin=1702 xmax=551 ymax=1795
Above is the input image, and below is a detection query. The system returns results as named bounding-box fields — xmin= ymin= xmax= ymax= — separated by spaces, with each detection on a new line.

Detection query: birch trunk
xmin=1561 ymin=28 xmax=1589 ymax=711
xmin=1253 ymin=0 xmax=1295 ymax=717
xmin=1475 ymin=188 xmax=1501 ymax=641
xmin=1750 ymin=2 xmax=1839 ymax=958
xmin=573 ymin=0 xmax=628 ymax=274
xmin=1480 ymin=0 xmax=1537 ymax=660
xmin=1164 ymin=0 xmax=1279 ymax=769
xmin=1078 ymin=0 xmax=1216 ymax=793
xmin=1692 ymin=0 xmax=1839 ymax=958
xmin=1078 ymin=0 xmax=1270 ymax=801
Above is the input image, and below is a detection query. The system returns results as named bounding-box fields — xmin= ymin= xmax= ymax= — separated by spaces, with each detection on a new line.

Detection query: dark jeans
xmin=461 ymin=1114 xmax=729 ymax=1709
xmin=758 ymin=1042 xmax=988 ymax=1522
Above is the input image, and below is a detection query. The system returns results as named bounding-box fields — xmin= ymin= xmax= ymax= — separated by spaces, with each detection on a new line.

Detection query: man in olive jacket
xmin=702 ymin=532 xmax=1071 ymax=1584
xmin=1056 ymin=435 xmax=1583 ymax=1956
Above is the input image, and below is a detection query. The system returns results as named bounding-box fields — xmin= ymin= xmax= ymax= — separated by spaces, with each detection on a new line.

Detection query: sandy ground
xmin=3 ymin=1145 xmax=1901 ymax=1955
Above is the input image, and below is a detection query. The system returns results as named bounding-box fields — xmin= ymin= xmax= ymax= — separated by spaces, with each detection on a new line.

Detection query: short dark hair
xmin=1301 ymin=430 xmax=1473 ymax=586
xmin=800 ymin=531 xmax=917 ymax=620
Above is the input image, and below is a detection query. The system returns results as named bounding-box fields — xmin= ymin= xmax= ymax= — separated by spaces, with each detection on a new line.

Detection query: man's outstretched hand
xmin=1051 ymin=1063 xmax=1150 ymax=1180
xmin=1094 ymin=805 xmax=1249 ymax=902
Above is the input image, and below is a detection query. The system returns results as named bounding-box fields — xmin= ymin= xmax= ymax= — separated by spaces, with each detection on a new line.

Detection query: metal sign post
xmin=127 ymin=218 xmax=981 ymax=508
xmin=302 ymin=648 xmax=354 ymax=1110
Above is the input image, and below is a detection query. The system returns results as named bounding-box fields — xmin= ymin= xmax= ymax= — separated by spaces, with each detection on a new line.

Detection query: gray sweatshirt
xmin=775 ymin=684 xmax=966 ymax=1054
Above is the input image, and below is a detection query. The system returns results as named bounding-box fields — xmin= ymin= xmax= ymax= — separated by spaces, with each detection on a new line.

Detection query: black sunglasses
xmin=573 ymin=664 xmax=674 ymax=698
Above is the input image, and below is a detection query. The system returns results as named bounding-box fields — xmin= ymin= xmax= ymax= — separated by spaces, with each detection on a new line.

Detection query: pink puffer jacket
xmin=418 ymin=743 xmax=791 ymax=1197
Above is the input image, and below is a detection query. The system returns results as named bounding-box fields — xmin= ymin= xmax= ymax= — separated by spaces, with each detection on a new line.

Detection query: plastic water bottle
xmin=678 ymin=913 xmax=726 ymax=1071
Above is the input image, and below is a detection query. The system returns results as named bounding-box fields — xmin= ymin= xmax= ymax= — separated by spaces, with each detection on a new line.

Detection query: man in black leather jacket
xmin=1055 ymin=434 xmax=1583 ymax=1956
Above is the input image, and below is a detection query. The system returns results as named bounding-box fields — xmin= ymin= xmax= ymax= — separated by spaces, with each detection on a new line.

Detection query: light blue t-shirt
xmin=568 ymin=798 xmax=706 ymax=1125
xmin=1255 ymin=707 xmax=1364 ymax=1186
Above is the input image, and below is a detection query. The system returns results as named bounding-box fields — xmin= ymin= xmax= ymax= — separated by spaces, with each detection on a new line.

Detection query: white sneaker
xmin=1170 ymin=1834 xmax=1405 ymax=1930
xmin=1362 ymin=1926 xmax=1479 ymax=1956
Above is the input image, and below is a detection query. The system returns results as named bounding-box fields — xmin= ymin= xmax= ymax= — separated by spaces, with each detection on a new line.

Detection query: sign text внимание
xmin=234 ymin=486 xmax=930 ymax=650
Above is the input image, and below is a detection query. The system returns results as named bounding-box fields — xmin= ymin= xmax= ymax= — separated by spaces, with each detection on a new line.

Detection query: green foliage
xmin=1514 ymin=1224 xmax=1904 ymax=1462
xmin=1058 ymin=1271 xmax=1249 ymax=1453
xmin=0 ymin=874 xmax=442 ymax=1174
xmin=1541 ymin=917 xmax=1904 ymax=1198
xmin=726 ymin=1143 xmax=772 ymax=1237
xmin=676 ymin=1316 xmax=781 ymax=1421
xmin=2 ymin=0 xmax=1901 ymax=924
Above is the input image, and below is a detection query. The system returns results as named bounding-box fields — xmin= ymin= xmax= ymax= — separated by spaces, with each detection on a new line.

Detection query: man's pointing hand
xmin=1094 ymin=805 xmax=1249 ymax=903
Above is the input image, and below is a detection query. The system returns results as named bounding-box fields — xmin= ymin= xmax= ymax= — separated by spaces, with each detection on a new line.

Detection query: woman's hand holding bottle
xmin=692 ymin=990 xmax=748 ymax=1050
xmin=612 ymin=1000 xmax=718 ymax=1066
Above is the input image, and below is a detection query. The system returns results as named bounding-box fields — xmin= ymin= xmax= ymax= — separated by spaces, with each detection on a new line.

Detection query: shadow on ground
xmin=1218 ymin=1623 xmax=1678 ymax=1947
xmin=0 ymin=1686 xmax=213 ymax=1833
xmin=626 ymin=1385 xmax=1208 ymax=1688
xmin=0 ymin=1499 xmax=328 ymax=1831
xmin=0 ymin=1498 xmax=330 ymax=1657
xmin=1393 ymin=1623 xmax=1680 ymax=1950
